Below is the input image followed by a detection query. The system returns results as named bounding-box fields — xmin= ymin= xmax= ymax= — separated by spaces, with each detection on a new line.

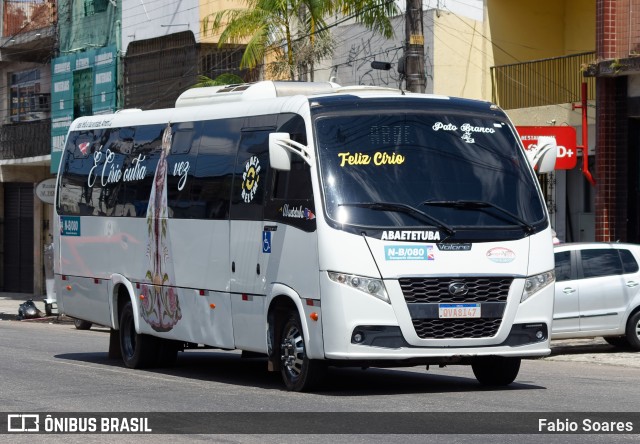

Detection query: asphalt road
xmin=0 ymin=318 xmax=639 ymax=443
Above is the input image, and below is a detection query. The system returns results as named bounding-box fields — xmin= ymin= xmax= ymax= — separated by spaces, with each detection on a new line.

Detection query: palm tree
xmin=202 ymin=0 xmax=398 ymax=80
xmin=191 ymin=74 xmax=245 ymax=88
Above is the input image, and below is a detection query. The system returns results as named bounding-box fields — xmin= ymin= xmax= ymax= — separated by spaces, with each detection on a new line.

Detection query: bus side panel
xmin=263 ymin=225 xmax=322 ymax=355
xmin=135 ymin=285 xmax=235 ymax=349
xmin=167 ymin=219 xmax=231 ymax=292
xmin=56 ymin=276 xmax=113 ymax=327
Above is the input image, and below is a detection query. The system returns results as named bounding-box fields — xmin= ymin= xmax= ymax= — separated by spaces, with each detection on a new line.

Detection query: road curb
xmin=0 ymin=313 xmax=75 ymax=324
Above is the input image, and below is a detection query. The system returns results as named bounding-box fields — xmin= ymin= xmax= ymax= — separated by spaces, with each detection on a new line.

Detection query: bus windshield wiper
xmin=338 ymin=201 xmax=455 ymax=236
xmin=420 ymin=199 xmax=534 ymax=234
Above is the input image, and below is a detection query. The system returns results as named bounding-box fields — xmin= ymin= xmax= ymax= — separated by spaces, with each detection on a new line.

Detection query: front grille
xmin=412 ymin=318 xmax=502 ymax=339
xmin=399 ymin=277 xmax=513 ymax=303
xmin=400 ymin=276 xmax=512 ymax=339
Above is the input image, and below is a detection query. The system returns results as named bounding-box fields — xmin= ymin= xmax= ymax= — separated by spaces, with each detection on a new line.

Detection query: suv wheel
xmin=626 ymin=311 xmax=640 ymax=351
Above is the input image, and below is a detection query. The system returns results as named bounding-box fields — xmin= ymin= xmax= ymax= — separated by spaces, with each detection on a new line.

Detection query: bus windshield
xmin=313 ymin=100 xmax=547 ymax=239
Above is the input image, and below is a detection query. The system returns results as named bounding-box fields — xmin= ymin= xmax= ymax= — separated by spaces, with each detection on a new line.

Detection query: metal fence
xmin=0 ymin=120 xmax=51 ymax=160
xmin=490 ymin=52 xmax=596 ymax=110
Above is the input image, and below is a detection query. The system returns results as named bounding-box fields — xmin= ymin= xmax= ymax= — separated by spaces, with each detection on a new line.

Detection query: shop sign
xmin=517 ymin=126 xmax=577 ymax=170
xmin=35 ymin=178 xmax=56 ymax=205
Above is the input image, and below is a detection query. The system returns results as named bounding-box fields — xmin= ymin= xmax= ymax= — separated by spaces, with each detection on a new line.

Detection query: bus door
xmin=229 ymin=126 xmax=273 ymax=350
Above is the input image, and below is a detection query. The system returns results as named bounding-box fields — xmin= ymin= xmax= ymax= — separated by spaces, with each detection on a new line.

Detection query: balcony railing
xmin=490 ymin=52 xmax=596 ymax=110
xmin=0 ymin=120 xmax=51 ymax=160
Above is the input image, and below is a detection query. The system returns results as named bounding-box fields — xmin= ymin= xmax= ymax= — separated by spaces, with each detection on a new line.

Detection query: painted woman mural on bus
xmin=140 ymin=123 xmax=182 ymax=332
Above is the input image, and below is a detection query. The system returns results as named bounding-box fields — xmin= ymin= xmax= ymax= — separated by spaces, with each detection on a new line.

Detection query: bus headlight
xmin=328 ymin=271 xmax=390 ymax=304
xmin=522 ymin=270 xmax=555 ymax=303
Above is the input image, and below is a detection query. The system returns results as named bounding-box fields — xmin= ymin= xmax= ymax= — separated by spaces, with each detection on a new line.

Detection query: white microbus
xmin=54 ymin=81 xmax=556 ymax=391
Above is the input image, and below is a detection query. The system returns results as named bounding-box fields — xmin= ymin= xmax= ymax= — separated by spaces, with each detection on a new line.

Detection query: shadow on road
xmin=549 ymin=339 xmax=636 ymax=356
xmin=54 ymin=348 xmax=546 ymax=395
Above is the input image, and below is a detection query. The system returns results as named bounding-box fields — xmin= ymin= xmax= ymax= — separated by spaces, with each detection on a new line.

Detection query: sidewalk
xmin=0 ymin=292 xmax=61 ymax=321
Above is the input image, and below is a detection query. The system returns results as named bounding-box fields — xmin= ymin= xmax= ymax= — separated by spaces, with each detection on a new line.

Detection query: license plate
xmin=438 ymin=303 xmax=481 ymax=319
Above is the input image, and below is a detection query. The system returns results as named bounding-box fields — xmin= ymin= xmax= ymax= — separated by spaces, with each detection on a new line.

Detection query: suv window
xmin=619 ymin=249 xmax=639 ymax=273
xmin=580 ymin=249 xmax=623 ymax=278
xmin=554 ymin=251 xmax=572 ymax=282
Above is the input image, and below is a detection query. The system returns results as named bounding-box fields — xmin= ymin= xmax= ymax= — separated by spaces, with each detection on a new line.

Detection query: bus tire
xmin=472 ymin=356 xmax=521 ymax=386
xmin=279 ymin=312 xmax=326 ymax=392
xmin=119 ymin=301 xmax=158 ymax=369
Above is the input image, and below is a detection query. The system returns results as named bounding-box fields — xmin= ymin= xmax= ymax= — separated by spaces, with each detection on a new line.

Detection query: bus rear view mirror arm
xmin=269 ymin=132 xmax=313 ymax=170
xmin=526 ymin=135 xmax=558 ymax=174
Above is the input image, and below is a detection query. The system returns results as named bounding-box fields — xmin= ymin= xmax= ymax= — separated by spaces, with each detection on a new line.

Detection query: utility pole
xmin=404 ymin=0 xmax=426 ymax=92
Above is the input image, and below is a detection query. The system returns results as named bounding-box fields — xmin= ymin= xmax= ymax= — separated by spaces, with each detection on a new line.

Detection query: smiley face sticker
xmin=241 ymin=156 xmax=261 ymax=203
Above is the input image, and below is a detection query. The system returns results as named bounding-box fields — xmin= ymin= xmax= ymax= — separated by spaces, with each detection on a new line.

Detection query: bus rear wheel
xmin=119 ymin=301 xmax=159 ymax=369
xmin=472 ymin=356 xmax=521 ymax=386
xmin=279 ymin=312 xmax=326 ymax=392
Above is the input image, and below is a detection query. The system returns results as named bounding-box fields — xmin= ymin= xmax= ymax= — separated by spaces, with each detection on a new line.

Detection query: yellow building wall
xmin=564 ymin=0 xmax=596 ymax=53
xmin=486 ymin=0 xmax=595 ymax=66
xmin=432 ymin=12 xmax=487 ymax=100
xmin=200 ymin=0 xmax=246 ymax=43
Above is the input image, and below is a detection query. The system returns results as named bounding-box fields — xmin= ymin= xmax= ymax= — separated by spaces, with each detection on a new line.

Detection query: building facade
xmin=328 ymin=9 xmax=487 ymax=100
xmin=484 ymin=0 xmax=597 ymax=244
xmin=0 ymin=0 xmax=57 ymax=294
xmin=0 ymin=0 xmax=250 ymax=296
xmin=488 ymin=0 xmax=640 ymax=245
xmin=584 ymin=0 xmax=640 ymax=243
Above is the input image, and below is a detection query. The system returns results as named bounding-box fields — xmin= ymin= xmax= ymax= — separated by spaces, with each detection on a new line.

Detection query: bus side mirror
xmin=269 ymin=133 xmax=292 ymax=171
xmin=526 ymin=136 xmax=557 ymax=174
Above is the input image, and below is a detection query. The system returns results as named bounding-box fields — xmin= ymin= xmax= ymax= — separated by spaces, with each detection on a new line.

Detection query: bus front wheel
xmin=472 ymin=356 xmax=521 ymax=386
xmin=119 ymin=301 xmax=158 ymax=369
xmin=279 ymin=312 xmax=326 ymax=392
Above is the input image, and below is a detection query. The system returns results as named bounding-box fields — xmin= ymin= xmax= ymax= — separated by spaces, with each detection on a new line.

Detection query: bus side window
xmin=166 ymin=122 xmax=199 ymax=218
xmin=193 ymin=118 xmax=241 ymax=220
xmin=272 ymin=113 xmax=312 ymax=201
xmin=231 ymin=129 xmax=271 ymax=221
xmin=97 ymin=127 xmax=133 ymax=216
xmin=125 ymin=124 xmax=165 ymax=218
xmin=58 ymin=129 xmax=104 ymax=216
xmin=272 ymin=159 xmax=313 ymax=200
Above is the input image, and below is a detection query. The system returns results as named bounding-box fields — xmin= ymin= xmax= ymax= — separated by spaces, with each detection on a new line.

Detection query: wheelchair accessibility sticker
xmin=262 ymin=231 xmax=271 ymax=253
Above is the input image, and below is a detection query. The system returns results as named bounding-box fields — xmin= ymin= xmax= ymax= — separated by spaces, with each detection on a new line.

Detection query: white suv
xmin=553 ymin=242 xmax=640 ymax=350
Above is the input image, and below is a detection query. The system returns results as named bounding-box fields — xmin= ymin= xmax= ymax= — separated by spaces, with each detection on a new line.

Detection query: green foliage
xmin=336 ymin=0 xmax=398 ymax=39
xmin=191 ymin=74 xmax=245 ymax=88
xmin=202 ymin=0 xmax=399 ymax=80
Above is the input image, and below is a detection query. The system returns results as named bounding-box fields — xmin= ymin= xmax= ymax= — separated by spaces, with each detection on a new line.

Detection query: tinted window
xmin=57 ymin=124 xmax=168 ymax=218
xmin=273 ymin=159 xmax=313 ymax=200
xmin=272 ymin=114 xmax=311 ymax=201
xmin=57 ymin=129 xmax=105 ymax=215
xmin=581 ymin=249 xmax=623 ymax=278
xmin=118 ymin=124 xmax=164 ymax=217
xmin=230 ymin=129 xmax=271 ymax=220
xmin=192 ymin=118 xmax=241 ymax=219
xmin=60 ymin=119 xmax=242 ymax=220
xmin=554 ymin=251 xmax=572 ymax=282
xmin=166 ymin=122 xmax=199 ymax=218
xmin=619 ymin=249 xmax=639 ymax=274
xmin=314 ymin=100 xmax=546 ymax=234
xmin=96 ymin=127 xmax=134 ymax=216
